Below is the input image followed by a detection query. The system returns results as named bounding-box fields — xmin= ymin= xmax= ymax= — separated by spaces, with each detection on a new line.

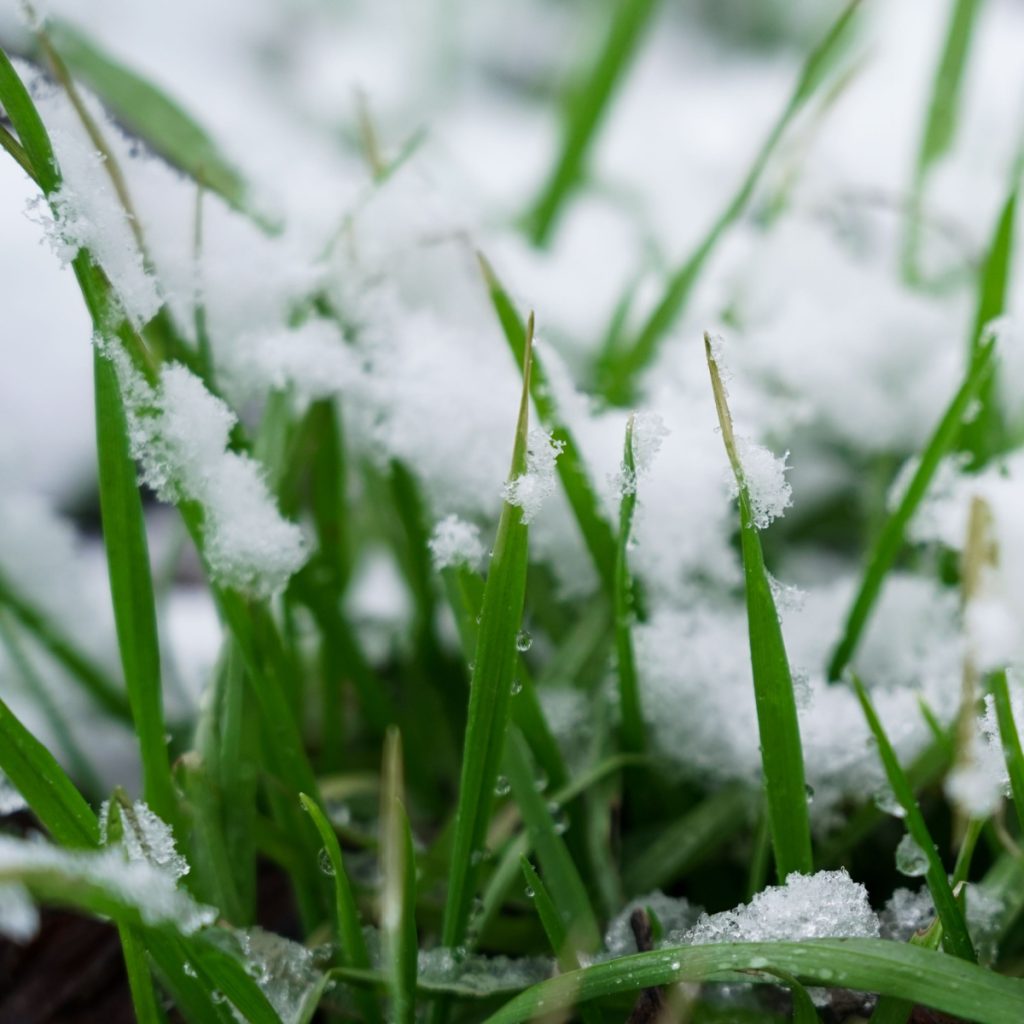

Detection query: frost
xmin=677 ymin=870 xmax=879 ymax=945
xmin=0 ymin=772 xmax=27 ymax=816
xmin=502 ymin=428 xmax=564 ymax=524
xmin=0 ymin=835 xmax=214 ymax=934
xmin=100 ymin=799 xmax=190 ymax=880
xmin=100 ymin=342 xmax=307 ymax=597
xmin=429 ymin=515 xmax=485 ymax=571
xmin=732 ymin=437 xmax=792 ymax=529
xmin=0 ymin=883 xmax=38 ymax=943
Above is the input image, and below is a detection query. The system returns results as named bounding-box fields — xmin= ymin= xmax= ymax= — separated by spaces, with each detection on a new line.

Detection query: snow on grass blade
xmin=481 ymin=939 xmax=1024 ymax=1024
xmin=504 ymin=728 xmax=601 ymax=955
xmin=0 ymin=694 xmax=99 ymax=848
xmin=439 ymin=315 xmax=537 ymax=952
xmin=605 ymin=1 xmax=862 ymax=402
xmin=381 ymin=728 xmax=418 ymax=1024
xmin=904 ymin=0 xmax=983 ymax=281
xmin=705 ymin=334 xmax=813 ymax=880
xmin=45 ymin=20 xmax=254 ymax=220
xmin=478 ymin=253 xmax=617 ymax=598
xmin=95 ymin=346 xmax=179 ymax=832
xmin=525 ymin=0 xmax=662 ymax=246
xmin=615 ymin=414 xmax=644 ymax=754
xmin=828 ymin=332 xmax=998 ymax=680
xmin=852 ymin=677 xmax=975 ymax=962
xmin=991 ymin=669 xmax=1024 ymax=836
xmin=960 ymin=189 xmax=1017 ymax=465
xmin=299 ymin=795 xmax=383 ymax=1024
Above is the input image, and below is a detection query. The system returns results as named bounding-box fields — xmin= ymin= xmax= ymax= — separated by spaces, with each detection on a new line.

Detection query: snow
xmin=733 ymin=437 xmax=793 ymax=530
xmin=502 ymin=428 xmax=565 ymax=525
xmin=99 ymin=798 xmax=190 ymax=880
xmin=0 ymin=773 xmax=27 ymax=816
xmin=429 ymin=515 xmax=486 ymax=571
xmin=0 ymin=883 xmax=39 ymax=943
xmin=676 ymin=869 xmax=879 ymax=945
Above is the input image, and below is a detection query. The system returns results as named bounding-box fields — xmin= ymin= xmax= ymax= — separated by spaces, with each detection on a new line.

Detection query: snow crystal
xmin=100 ymin=343 xmax=308 ymax=597
xmin=0 ymin=835 xmax=214 ymax=934
xmin=100 ymin=798 xmax=190 ymax=880
xmin=677 ymin=870 xmax=879 ymax=946
xmin=502 ymin=428 xmax=564 ymax=525
xmin=880 ymin=887 xmax=935 ymax=941
xmin=238 ymin=927 xmax=323 ymax=1024
xmin=429 ymin=515 xmax=485 ymax=571
xmin=732 ymin=437 xmax=792 ymax=529
xmin=0 ymin=883 xmax=38 ymax=943
xmin=614 ymin=411 xmax=670 ymax=497
xmin=416 ymin=948 xmax=552 ymax=997
xmin=0 ymin=772 xmax=27 ymax=816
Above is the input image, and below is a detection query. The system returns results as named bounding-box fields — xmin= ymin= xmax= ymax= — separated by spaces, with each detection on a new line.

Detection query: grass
xmin=2 ymin=6 xmax=1024 ymax=1024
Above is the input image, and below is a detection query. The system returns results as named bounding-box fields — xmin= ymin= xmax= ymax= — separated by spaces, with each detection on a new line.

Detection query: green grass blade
xmin=0 ymin=693 xmax=99 ymax=848
xmin=828 ymin=333 xmax=998 ymax=680
xmin=94 ymin=345 xmax=179 ymax=829
xmin=0 ymin=573 xmax=131 ymax=723
xmin=46 ymin=20 xmax=254 ymax=218
xmin=991 ymin=669 xmax=1024 ymax=835
xmin=757 ymin=968 xmax=818 ymax=1024
xmin=615 ymin=414 xmax=644 ymax=753
xmin=181 ymin=933 xmax=283 ymax=1024
xmin=504 ymin=728 xmax=601 ymax=954
xmin=705 ymin=335 xmax=812 ymax=879
xmin=479 ymin=253 xmax=617 ymax=598
xmin=0 ymin=46 xmax=61 ymax=194
xmin=621 ymin=783 xmax=751 ymax=895
xmin=606 ymin=1 xmax=862 ymax=400
xmin=481 ymin=939 xmax=1024 ymax=1024
xmin=300 ymin=793 xmax=383 ymax=1024
xmin=525 ymin=0 xmax=662 ymax=245
xmin=904 ymin=0 xmax=984 ymax=279
xmin=439 ymin=317 xmax=537 ymax=951
xmin=118 ymin=925 xmax=164 ymax=1024
xmin=960 ymin=189 xmax=1017 ymax=464
xmin=381 ymin=729 xmax=418 ymax=1024
xmin=145 ymin=932 xmax=237 ymax=1024
xmin=852 ymin=677 xmax=975 ymax=961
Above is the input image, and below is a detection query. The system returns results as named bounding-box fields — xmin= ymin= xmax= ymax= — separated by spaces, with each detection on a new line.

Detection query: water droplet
xmin=211 ymin=991 xmax=227 ymax=1005
xmin=515 ymin=630 xmax=533 ymax=653
xmin=511 ymin=678 xmax=523 ymax=696
xmin=183 ymin=962 xmax=197 ymax=978
xmin=873 ymin=786 xmax=906 ymax=818
xmin=318 ymin=847 xmax=336 ymax=876
xmin=524 ymin=885 xmax=535 ymax=899
xmin=670 ymin=960 xmax=680 ymax=971
xmin=805 ymin=784 xmax=815 ymax=804
xmin=470 ymin=849 xmax=484 ymax=866
xmin=548 ymin=802 xmax=569 ymax=834
xmin=895 ymin=833 xmax=928 ymax=877
xmin=494 ymin=776 xmax=511 ymax=797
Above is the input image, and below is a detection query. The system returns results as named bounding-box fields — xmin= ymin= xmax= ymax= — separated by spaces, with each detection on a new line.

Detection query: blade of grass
xmin=852 ymin=676 xmax=975 ymax=961
xmin=481 ymin=939 xmax=1024 ymax=1024
xmin=605 ymin=1 xmax=862 ymax=402
xmin=615 ymin=413 xmax=644 ymax=754
xmin=44 ymin=20 xmax=256 ymax=220
xmin=118 ymin=924 xmax=164 ymax=1024
xmin=381 ymin=728 xmax=418 ymax=1024
xmin=828 ymin=332 xmax=998 ymax=680
xmin=991 ymin=669 xmax=1024 ymax=836
xmin=0 ymin=692 xmax=99 ymax=847
xmin=439 ymin=315 xmax=537 ymax=952
xmin=503 ymin=727 xmax=601 ymax=954
xmin=903 ymin=0 xmax=984 ymax=282
xmin=525 ymin=0 xmax=662 ymax=245
xmin=705 ymin=334 xmax=812 ymax=879
xmin=478 ymin=253 xmax=617 ymax=599
xmin=300 ymin=793 xmax=383 ymax=1024
xmin=959 ymin=188 xmax=1017 ymax=465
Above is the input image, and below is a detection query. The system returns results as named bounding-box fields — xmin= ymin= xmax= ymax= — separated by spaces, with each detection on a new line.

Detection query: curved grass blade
xmin=705 ymin=334 xmax=812 ymax=879
xmin=606 ymin=1 xmax=862 ymax=401
xmin=45 ymin=20 xmax=255 ymax=219
xmin=481 ymin=939 xmax=1024 ymax=1024
xmin=525 ymin=0 xmax=662 ymax=245
xmin=504 ymin=728 xmax=601 ymax=954
xmin=828 ymin=333 xmax=998 ymax=680
xmin=0 ymin=47 xmax=61 ymax=194
xmin=990 ymin=669 xmax=1024 ymax=835
xmin=852 ymin=677 xmax=975 ymax=961
xmin=615 ymin=413 xmax=644 ymax=753
xmin=903 ymin=0 xmax=984 ymax=281
xmin=118 ymin=924 xmax=163 ymax=1024
xmin=756 ymin=968 xmax=818 ymax=1024
xmin=381 ymin=728 xmax=418 ymax=1024
xmin=0 ymin=693 xmax=99 ymax=848
xmin=478 ymin=253 xmax=617 ymax=598
xmin=439 ymin=316 xmax=537 ymax=952
xmin=300 ymin=794 xmax=383 ymax=1024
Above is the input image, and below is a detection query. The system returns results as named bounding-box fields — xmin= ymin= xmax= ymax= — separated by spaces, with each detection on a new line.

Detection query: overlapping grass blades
xmin=705 ymin=333 xmax=813 ymax=880
xmin=439 ymin=316 xmax=536 ymax=952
